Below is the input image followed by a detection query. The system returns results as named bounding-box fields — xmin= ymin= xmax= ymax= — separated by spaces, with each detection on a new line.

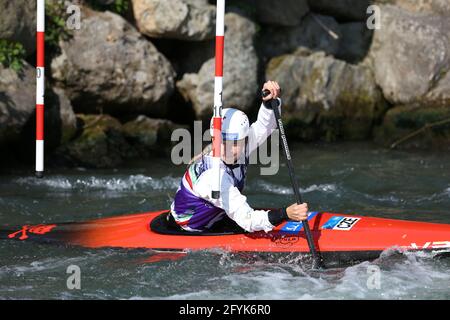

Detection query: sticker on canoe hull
xmin=410 ymin=241 xmax=450 ymax=250
xmin=321 ymin=216 xmax=360 ymax=231
xmin=280 ymin=211 xmax=318 ymax=234
xmin=7 ymin=224 xmax=57 ymax=240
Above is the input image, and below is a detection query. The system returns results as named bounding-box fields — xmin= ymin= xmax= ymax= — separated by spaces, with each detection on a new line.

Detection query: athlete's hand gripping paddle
xmin=262 ymin=89 xmax=324 ymax=269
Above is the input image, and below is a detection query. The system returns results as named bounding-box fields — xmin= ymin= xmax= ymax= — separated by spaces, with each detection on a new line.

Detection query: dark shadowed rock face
xmin=0 ymin=63 xmax=36 ymax=146
xmin=255 ymin=0 xmax=309 ymax=26
xmin=370 ymin=5 xmax=450 ymax=106
xmin=336 ymin=22 xmax=373 ymax=64
xmin=374 ymin=104 xmax=450 ymax=150
xmin=44 ymin=88 xmax=78 ymax=146
xmin=266 ymin=50 xmax=386 ymax=141
xmin=260 ymin=14 xmax=342 ymax=61
xmin=0 ymin=0 xmax=36 ymax=55
xmin=132 ymin=0 xmax=216 ymax=40
xmin=51 ymin=9 xmax=176 ymax=118
xmin=307 ymin=0 xmax=370 ymax=22
xmin=176 ymin=13 xmax=258 ymax=120
xmin=0 ymin=62 xmax=77 ymax=160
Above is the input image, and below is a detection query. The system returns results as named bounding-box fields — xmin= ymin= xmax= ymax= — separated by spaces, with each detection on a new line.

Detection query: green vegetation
xmin=0 ymin=40 xmax=26 ymax=71
xmin=45 ymin=0 xmax=73 ymax=50
xmin=86 ymin=0 xmax=129 ymax=15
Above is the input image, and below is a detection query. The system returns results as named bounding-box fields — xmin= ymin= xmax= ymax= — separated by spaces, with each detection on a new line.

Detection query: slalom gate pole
xmin=36 ymin=0 xmax=45 ymax=178
xmin=211 ymin=0 xmax=225 ymax=199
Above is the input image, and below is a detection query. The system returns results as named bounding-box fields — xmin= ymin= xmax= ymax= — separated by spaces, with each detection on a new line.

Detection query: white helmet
xmin=210 ymin=108 xmax=250 ymax=141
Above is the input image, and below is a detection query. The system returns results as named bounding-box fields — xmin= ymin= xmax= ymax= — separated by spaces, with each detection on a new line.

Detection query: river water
xmin=1 ymin=142 xmax=449 ymax=299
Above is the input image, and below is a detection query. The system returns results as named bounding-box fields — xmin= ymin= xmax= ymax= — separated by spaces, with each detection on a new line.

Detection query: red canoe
xmin=2 ymin=210 xmax=450 ymax=266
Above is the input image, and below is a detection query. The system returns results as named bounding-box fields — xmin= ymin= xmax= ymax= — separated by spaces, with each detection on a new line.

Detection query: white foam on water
xmin=410 ymin=187 xmax=450 ymax=204
xmin=14 ymin=175 xmax=180 ymax=192
xmin=348 ymin=188 xmax=404 ymax=204
xmin=255 ymin=180 xmax=337 ymax=195
xmin=15 ymin=177 xmax=73 ymax=189
xmin=155 ymin=248 xmax=450 ymax=300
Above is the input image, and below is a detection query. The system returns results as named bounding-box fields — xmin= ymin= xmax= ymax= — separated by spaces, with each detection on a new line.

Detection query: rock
xmin=255 ymin=0 xmax=309 ymax=26
xmin=151 ymin=38 xmax=215 ymax=75
xmin=373 ymin=0 xmax=450 ymax=16
xmin=336 ymin=22 xmax=373 ymax=64
xmin=0 ymin=62 xmax=36 ymax=146
xmin=307 ymin=0 xmax=370 ymax=22
xmin=131 ymin=0 xmax=216 ymax=40
xmin=58 ymin=114 xmax=134 ymax=168
xmin=266 ymin=50 xmax=386 ymax=141
xmin=374 ymin=104 xmax=450 ymax=150
xmin=17 ymin=86 xmax=78 ymax=158
xmin=0 ymin=62 xmax=77 ymax=162
xmin=51 ymin=8 xmax=176 ymax=118
xmin=45 ymin=88 xmax=78 ymax=146
xmin=177 ymin=40 xmax=215 ymax=74
xmin=259 ymin=14 xmax=341 ymax=61
xmin=55 ymin=113 xmax=188 ymax=167
xmin=176 ymin=13 xmax=258 ymax=120
xmin=123 ymin=115 xmax=187 ymax=157
xmin=0 ymin=0 xmax=36 ymax=55
xmin=369 ymin=5 xmax=450 ymax=106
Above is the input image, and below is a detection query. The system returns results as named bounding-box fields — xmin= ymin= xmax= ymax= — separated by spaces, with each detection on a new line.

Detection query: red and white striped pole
xmin=211 ymin=0 xmax=225 ymax=199
xmin=36 ymin=0 xmax=45 ymax=178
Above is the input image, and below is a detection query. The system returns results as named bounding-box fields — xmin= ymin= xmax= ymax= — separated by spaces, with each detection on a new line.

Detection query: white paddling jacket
xmin=170 ymin=103 xmax=288 ymax=232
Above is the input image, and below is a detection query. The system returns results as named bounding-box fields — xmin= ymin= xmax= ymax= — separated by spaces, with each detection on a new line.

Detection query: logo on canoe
xmin=8 ymin=224 xmax=57 ymax=240
xmin=281 ymin=221 xmax=303 ymax=234
xmin=321 ymin=216 xmax=360 ymax=231
xmin=410 ymin=241 xmax=450 ymax=250
xmin=246 ymin=231 xmax=299 ymax=247
xmin=274 ymin=235 xmax=299 ymax=247
xmin=279 ymin=212 xmax=319 ymax=235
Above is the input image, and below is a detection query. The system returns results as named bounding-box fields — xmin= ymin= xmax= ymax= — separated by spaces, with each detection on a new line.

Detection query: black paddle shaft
xmin=262 ymin=90 xmax=323 ymax=269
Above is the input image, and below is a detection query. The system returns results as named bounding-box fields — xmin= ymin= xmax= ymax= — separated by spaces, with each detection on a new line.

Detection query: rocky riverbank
xmin=1 ymin=0 xmax=449 ymax=169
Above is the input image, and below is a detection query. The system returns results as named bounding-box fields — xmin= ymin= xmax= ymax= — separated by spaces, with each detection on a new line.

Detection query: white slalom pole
xmin=36 ymin=0 xmax=45 ymax=178
xmin=211 ymin=0 xmax=225 ymax=199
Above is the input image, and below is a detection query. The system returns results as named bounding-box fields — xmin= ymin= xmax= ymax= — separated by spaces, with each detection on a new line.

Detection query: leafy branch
xmin=0 ymin=40 xmax=26 ymax=71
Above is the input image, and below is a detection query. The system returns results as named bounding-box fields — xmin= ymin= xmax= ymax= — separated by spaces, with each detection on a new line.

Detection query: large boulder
xmin=369 ymin=5 xmax=450 ymax=106
xmin=44 ymin=88 xmax=78 ymax=146
xmin=255 ymin=0 xmax=309 ymax=26
xmin=123 ymin=115 xmax=188 ymax=157
xmin=259 ymin=14 xmax=341 ymax=61
xmin=0 ymin=62 xmax=77 ymax=157
xmin=307 ymin=0 xmax=370 ymax=22
xmin=266 ymin=49 xmax=386 ymax=141
xmin=131 ymin=0 xmax=216 ymax=40
xmin=0 ymin=62 xmax=36 ymax=146
xmin=51 ymin=8 xmax=176 ymax=118
xmin=176 ymin=13 xmax=258 ymax=120
xmin=55 ymin=113 xmax=186 ymax=167
xmin=0 ymin=0 xmax=36 ymax=55
xmin=57 ymin=114 xmax=134 ymax=168
xmin=374 ymin=0 xmax=450 ymax=16
xmin=374 ymin=104 xmax=450 ymax=150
